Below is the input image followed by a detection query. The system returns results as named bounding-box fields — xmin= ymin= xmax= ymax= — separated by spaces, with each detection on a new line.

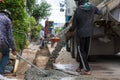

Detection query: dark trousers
xmin=0 ymin=47 xmax=10 ymax=74
xmin=77 ymin=37 xmax=91 ymax=71
xmin=40 ymin=38 xmax=44 ymax=47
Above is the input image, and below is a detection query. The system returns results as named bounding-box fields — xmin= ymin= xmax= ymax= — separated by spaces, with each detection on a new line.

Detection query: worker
xmin=69 ymin=2 xmax=102 ymax=75
xmin=0 ymin=9 xmax=16 ymax=74
xmin=40 ymin=28 xmax=45 ymax=48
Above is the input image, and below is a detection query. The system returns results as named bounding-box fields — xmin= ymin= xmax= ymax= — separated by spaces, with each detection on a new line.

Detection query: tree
xmin=31 ymin=2 xmax=51 ymax=24
xmin=26 ymin=0 xmax=36 ymax=15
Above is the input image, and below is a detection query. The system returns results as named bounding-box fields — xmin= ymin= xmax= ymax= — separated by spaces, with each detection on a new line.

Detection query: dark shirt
xmin=0 ymin=13 xmax=16 ymax=50
xmin=69 ymin=5 xmax=101 ymax=37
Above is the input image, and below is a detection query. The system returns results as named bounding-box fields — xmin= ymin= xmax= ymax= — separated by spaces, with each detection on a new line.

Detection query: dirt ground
xmin=25 ymin=44 xmax=101 ymax=80
xmin=2 ymin=42 xmax=40 ymax=80
xmin=25 ymin=43 xmax=120 ymax=80
xmin=3 ymin=42 xmax=120 ymax=80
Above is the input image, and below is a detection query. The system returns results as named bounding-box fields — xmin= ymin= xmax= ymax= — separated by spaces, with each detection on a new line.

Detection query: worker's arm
xmin=94 ymin=6 xmax=102 ymax=15
xmin=69 ymin=9 xmax=78 ymax=32
xmin=6 ymin=19 xmax=16 ymax=55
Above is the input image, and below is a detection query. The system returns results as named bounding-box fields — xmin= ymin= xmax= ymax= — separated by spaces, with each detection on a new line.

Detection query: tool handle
xmin=16 ymin=53 xmax=47 ymax=76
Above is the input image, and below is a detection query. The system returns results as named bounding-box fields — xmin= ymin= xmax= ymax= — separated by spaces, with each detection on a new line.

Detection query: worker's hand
xmin=12 ymin=50 xmax=16 ymax=55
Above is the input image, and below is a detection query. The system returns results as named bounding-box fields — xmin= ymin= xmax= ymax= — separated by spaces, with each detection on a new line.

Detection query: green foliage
xmin=31 ymin=2 xmax=51 ymax=23
xmin=0 ymin=0 xmax=28 ymax=51
xmin=54 ymin=27 xmax=63 ymax=34
xmin=27 ymin=16 xmax=36 ymax=26
xmin=26 ymin=0 xmax=36 ymax=14
xmin=31 ymin=24 xmax=42 ymax=41
xmin=26 ymin=16 xmax=42 ymax=41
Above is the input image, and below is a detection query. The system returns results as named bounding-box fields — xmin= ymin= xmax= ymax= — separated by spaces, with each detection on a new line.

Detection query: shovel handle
xmin=16 ymin=53 xmax=48 ymax=76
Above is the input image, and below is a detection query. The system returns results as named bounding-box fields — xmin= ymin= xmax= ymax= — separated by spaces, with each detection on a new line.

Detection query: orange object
xmin=51 ymin=37 xmax=60 ymax=43
xmin=0 ymin=0 xmax=4 ymax=3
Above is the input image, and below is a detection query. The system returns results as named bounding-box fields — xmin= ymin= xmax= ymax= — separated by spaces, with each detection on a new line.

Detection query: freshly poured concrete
xmin=25 ymin=67 xmax=103 ymax=80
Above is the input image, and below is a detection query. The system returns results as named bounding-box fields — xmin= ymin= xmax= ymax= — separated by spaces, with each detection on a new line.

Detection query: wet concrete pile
xmin=24 ymin=68 xmax=105 ymax=80
xmin=25 ymin=68 xmax=72 ymax=80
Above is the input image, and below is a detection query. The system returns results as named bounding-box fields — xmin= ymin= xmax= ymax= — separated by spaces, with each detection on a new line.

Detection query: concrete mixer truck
xmin=65 ymin=0 xmax=120 ymax=61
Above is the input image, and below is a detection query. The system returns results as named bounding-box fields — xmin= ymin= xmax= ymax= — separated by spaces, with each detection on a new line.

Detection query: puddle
xmin=53 ymin=64 xmax=77 ymax=71
xmin=53 ymin=63 xmax=79 ymax=76
xmin=61 ymin=77 xmax=75 ymax=80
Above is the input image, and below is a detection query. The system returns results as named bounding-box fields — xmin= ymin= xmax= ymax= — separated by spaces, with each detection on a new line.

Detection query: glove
xmin=12 ymin=50 xmax=16 ymax=55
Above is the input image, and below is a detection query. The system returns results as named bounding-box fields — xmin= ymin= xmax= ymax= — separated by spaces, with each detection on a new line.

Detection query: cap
xmin=0 ymin=9 xmax=12 ymax=20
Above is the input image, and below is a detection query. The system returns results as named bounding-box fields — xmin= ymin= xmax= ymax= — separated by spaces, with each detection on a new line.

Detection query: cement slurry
xmin=25 ymin=68 xmax=104 ymax=80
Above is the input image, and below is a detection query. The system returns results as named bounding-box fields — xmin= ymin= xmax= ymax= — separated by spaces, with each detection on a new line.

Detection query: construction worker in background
xmin=44 ymin=18 xmax=49 ymax=38
xmin=40 ymin=28 xmax=45 ymax=49
xmin=0 ymin=9 xmax=16 ymax=74
xmin=69 ymin=1 xmax=102 ymax=75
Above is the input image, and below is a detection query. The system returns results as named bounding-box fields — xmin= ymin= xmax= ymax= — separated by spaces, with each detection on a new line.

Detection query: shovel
xmin=16 ymin=53 xmax=48 ymax=76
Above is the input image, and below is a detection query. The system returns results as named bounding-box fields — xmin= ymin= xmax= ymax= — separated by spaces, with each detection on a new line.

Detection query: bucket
xmin=51 ymin=37 xmax=60 ymax=43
